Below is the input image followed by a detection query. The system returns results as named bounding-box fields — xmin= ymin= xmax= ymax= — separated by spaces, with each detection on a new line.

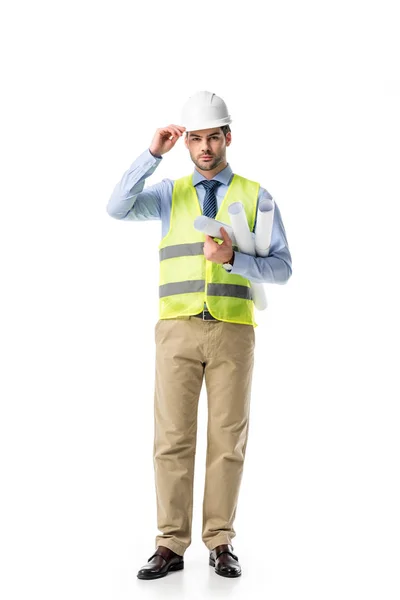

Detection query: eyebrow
xmin=189 ymin=132 xmax=221 ymax=138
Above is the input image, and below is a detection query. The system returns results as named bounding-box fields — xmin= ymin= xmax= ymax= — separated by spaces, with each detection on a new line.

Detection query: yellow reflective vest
xmin=158 ymin=173 xmax=260 ymax=327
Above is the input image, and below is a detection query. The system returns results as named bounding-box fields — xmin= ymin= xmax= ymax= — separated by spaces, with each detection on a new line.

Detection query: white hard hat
xmin=181 ymin=90 xmax=232 ymax=132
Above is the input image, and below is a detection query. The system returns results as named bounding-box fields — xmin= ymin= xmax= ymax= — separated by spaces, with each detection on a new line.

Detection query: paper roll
xmin=193 ymin=215 xmax=257 ymax=249
xmin=227 ymin=202 xmax=267 ymax=311
xmin=255 ymin=198 xmax=274 ymax=257
xmin=193 ymin=216 xmax=238 ymax=246
xmin=228 ymin=202 xmax=255 ymax=254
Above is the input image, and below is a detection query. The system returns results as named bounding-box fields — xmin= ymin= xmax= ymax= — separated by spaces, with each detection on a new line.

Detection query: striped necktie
xmin=199 ymin=179 xmax=221 ymax=219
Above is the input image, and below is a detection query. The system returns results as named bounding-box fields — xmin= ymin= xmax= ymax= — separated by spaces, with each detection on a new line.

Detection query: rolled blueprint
xmin=227 ymin=202 xmax=267 ymax=311
xmin=193 ymin=215 xmax=256 ymax=248
xmin=228 ymin=202 xmax=255 ymax=254
xmin=255 ymin=198 xmax=274 ymax=257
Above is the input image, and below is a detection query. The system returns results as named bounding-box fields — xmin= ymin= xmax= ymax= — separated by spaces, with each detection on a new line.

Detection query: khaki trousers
xmin=152 ymin=315 xmax=255 ymax=555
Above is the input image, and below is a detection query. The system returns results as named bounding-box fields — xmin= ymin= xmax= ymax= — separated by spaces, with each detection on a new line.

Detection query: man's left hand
xmin=203 ymin=227 xmax=233 ymax=264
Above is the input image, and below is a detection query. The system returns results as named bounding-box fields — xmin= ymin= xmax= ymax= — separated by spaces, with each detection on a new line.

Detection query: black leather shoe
xmin=209 ymin=544 xmax=241 ymax=577
xmin=137 ymin=545 xmax=184 ymax=580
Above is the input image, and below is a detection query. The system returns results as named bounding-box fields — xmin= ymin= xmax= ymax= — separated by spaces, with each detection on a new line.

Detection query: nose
xmin=201 ymin=141 xmax=212 ymax=154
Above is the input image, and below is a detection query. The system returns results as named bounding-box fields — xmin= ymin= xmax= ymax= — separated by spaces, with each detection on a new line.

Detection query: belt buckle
xmin=203 ymin=308 xmax=214 ymax=321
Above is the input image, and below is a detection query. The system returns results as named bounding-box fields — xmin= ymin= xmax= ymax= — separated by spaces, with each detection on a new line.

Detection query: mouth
xmin=200 ymin=155 xmax=213 ymax=160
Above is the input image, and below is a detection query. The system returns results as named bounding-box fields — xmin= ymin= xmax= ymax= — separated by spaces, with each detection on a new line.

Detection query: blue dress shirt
xmin=106 ymin=148 xmax=292 ymax=285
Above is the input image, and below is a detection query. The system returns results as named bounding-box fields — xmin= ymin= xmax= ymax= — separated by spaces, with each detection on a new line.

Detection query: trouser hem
xmin=155 ymin=536 xmax=187 ymax=556
xmin=204 ymin=534 xmax=234 ymax=552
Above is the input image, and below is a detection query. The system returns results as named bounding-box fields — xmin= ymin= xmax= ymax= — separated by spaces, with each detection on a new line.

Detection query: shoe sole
xmin=209 ymin=557 xmax=242 ymax=577
xmin=137 ymin=561 xmax=184 ymax=580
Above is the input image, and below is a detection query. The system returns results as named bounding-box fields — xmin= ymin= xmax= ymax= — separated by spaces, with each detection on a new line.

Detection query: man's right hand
xmin=149 ymin=125 xmax=186 ymax=157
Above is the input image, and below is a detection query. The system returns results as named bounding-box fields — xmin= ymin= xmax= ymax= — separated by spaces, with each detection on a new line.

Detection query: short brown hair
xmin=220 ymin=125 xmax=231 ymax=136
xmin=185 ymin=125 xmax=231 ymax=137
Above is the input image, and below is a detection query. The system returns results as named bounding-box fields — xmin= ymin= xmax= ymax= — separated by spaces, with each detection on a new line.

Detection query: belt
xmin=192 ymin=309 xmax=219 ymax=321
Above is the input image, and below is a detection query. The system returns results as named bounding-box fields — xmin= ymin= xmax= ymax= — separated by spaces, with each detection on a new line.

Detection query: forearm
xmin=106 ymin=148 xmax=162 ymax=219
xmin=229 ymin=198 xmax=293 ymax=283
xmin=230 ymin=248 xmax=292 ymax=284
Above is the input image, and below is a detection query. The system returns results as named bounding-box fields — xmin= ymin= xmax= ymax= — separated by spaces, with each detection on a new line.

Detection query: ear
xmin=225 ymin=132 xmax=232 ymax=147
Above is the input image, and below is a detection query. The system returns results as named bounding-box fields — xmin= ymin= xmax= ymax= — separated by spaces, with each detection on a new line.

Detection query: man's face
xmin=184 ymin=128 xmax=231 ymax=171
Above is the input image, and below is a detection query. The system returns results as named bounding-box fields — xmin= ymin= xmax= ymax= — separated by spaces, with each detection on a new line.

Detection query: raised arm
xmin=106 ymin=125 xmax=186 ymax=221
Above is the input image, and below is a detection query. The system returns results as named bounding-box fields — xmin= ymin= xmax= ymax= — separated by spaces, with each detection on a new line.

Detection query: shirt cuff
xmin=148 ymin=148 xmax=163 ymax=159
xmin=229 ymin=250 xmax=252 ymax=276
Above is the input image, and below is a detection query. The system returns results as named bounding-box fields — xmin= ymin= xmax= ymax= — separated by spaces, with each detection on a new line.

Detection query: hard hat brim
xmin=183 ymin=117 xmax=232 ymax=132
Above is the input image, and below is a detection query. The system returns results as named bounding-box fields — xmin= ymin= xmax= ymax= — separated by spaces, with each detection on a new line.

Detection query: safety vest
xmin=158 ymin=173 xmax=260 ymax=327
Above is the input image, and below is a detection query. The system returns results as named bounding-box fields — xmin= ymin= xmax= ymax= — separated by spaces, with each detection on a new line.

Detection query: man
xmin=107 ymin=91 xmax=292 ymax=579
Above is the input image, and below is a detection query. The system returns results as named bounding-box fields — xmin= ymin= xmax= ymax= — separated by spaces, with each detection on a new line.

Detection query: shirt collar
xmin=192 ymin=163 xmax=233 ymax=187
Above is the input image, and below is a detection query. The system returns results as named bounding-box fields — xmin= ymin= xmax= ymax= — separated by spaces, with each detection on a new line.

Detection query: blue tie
xmin=199 ymin=179 xmax=221 ymax=218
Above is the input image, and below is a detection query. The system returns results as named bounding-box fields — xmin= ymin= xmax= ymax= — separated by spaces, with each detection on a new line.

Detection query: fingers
xmin=159 ymin=125 xmax=186 ymax=139
xmin=220 ymin=227 xmax=231 ymax=243
xmin=151 ymin=125 xmax=186 ymax=156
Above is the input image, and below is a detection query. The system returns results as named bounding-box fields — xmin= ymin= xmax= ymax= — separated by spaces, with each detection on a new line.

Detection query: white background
xmin=1 ymin=1 xmax=399 ymax=598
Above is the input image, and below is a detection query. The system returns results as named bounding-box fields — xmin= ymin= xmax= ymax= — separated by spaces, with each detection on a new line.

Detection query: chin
xmin=198 ymin=160 xmax=216 ymax=169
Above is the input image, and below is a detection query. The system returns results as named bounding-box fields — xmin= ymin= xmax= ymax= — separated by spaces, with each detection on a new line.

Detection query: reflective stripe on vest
xmin=158 ymin=173 xmax=260 ymax=327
